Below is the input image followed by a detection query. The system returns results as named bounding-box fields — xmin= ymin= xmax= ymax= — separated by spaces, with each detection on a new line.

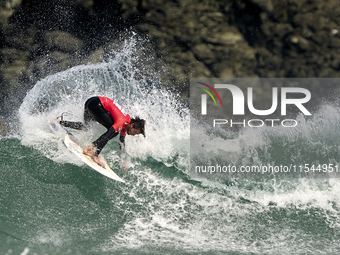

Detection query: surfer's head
xmin=127 ymin=116 xmax=146 ymax=137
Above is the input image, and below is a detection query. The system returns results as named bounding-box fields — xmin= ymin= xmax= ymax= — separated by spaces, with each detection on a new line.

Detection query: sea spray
xmin=18 ymin=35 xmax=190 ymax=171
xmin=4 ymin=37 xmax=340 ymax=254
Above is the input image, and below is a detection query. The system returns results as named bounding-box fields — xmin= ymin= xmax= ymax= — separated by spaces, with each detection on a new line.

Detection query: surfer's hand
xmin=121 ymin=162 xmax=127 ymax=172
xmin=93 ymin=156 xmax=105 ymax=167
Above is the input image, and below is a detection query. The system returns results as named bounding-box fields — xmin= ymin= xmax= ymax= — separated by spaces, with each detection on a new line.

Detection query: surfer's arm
xmin=119 ymin=135 xmax=128 ymax=171
xmin=119 ymin=135 xmax=125 ymax=151
xmin=92 ymin=126 xmax=119 ymax=156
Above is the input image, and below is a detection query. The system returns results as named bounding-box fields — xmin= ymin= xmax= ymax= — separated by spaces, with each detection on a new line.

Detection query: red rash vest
xmin=98 ymin=96 xmax=131 ymax=136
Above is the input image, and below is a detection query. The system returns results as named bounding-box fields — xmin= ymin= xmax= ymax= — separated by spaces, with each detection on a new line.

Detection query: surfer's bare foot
xmin=93 ymin=156 xmax=105 ymax=167
xmin=83 ymin=144 xmax=95 ymax=157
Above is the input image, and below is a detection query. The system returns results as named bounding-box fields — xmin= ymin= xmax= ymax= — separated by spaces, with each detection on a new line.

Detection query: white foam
xmin=18 ymin=36 xmax=189 ymax=172
xmin=20 ymin=248 xmax=30 ymax=255
xmin=17 ymin=36 xmax=340 ymax=254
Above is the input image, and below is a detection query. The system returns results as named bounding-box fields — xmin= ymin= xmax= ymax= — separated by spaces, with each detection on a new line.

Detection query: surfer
xmin=58 ymin=96 xmax=145 ymax=167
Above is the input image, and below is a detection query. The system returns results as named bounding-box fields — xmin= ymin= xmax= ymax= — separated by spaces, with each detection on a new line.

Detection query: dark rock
xmin=249 ymin=0 xmax=274 ymax=12
xmin=33 ymin=51 xmax=80 ymax=78
xmin=191 ymin=44 xmax=215 ymax=65
xmin=0 ymin=0 xmax=22 ymax=27
xmin=330 ymin=37 xmax=340 ymax=48
xmin=203 ymin=30 xmax=243 ymax=46
xmin=0 ymin=0 xmax=340 ymax=110
xmin=3 ymin=25 xmax=36 ymax=51
xmin=43 ymin=31 xmax=83 ymax=54
xmin=0 ymin=48 xmax=31 ymax=88
xmin=82 ymin=47 xmax=104 ymax=64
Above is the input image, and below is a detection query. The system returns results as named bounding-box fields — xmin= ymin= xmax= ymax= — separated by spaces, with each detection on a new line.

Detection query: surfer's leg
xmin=58 ymin=97 xmax=99 ymax=130
xmin=84 ymin=97 xmax=98 ymax=125
xmin=59 ymin=120 xmax=86 ymax=130
xmin=83 ymin=97 xmax=117 ymax=157
xmin=85 ymin=97 xmax=114 ymax=129
xmin=62 ymin=97 xmax=104 ymax=130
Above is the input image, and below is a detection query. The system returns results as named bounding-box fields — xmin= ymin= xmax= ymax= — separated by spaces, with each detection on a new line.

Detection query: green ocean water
xmin=1 ymin=38 xmax=340 ymax=255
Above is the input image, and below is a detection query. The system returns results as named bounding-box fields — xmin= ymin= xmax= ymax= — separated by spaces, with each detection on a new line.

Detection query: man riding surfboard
xmin=58 ymin=96 xmax=145 ymax=168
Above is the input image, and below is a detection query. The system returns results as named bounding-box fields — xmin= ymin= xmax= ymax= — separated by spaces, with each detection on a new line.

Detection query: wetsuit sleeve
xmin=92 ymin=126 xmax=119 ymax=156
xmin=119 ymin=135 xmax=125 ymax=151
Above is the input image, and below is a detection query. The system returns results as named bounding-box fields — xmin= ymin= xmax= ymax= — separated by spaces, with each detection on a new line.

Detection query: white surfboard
xmin=49 ymin=120 xmax=126 ymax=183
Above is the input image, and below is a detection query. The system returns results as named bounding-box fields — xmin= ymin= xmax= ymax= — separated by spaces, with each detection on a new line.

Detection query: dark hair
xmin=131 ymin=116 xmax=146 ymax=137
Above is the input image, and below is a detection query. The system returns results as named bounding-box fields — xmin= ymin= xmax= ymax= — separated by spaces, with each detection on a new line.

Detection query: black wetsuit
xmin=60 ymin=97 xmax=125 ymax=156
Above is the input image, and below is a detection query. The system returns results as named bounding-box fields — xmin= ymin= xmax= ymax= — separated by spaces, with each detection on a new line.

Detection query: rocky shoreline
xmin=1 ymin=0 xmax=340 ymax=131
